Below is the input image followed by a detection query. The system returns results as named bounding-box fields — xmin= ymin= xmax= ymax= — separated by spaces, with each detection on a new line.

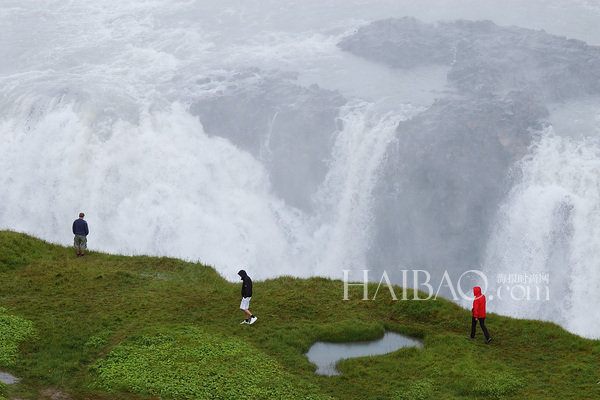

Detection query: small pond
xmin=306 ymin=332 xmax=423 ymax=376
xmin=0 ymin=371 xmax=20 ymax=384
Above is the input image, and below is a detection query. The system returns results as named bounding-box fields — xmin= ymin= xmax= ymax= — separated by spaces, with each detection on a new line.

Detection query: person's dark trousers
xmin=470 ymin=317 xmax=490 ymax=340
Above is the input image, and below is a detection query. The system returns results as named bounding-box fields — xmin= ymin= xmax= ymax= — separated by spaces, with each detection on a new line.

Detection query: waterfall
xmin=2 ymin=0 xmax=600 ymax=338
xmin=310 ymin=102 xmax=420 ymax=275
xmin=484 ymin=128 xmax=600 ymax=338
xmin=0 ymin=88 xmax=410 ymax=281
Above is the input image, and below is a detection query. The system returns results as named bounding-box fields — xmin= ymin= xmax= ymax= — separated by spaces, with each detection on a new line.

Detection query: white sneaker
xmin=249 ymin=316 xmax=258 ymax=325
xmin=240 ymin=320 xmax=248 ymax=324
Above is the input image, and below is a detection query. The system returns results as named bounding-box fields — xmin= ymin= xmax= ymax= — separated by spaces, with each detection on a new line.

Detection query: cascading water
xmin=2 ymin=0 xmax=600 ymax=339
xmin=0 ymin=93 xmax=410 ymax=280
xmin=484 ymin=127 xmax=600 ymax=339
xmin=310 ymin=102 xmax=421 ymax=274
xmin=0 ymin=0 xmax=426 ymax=283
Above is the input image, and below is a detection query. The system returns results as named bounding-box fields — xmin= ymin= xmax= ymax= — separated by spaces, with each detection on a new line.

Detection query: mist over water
xmin=2 ymin=1 xmax=600 ymax=338
xmin=484 ymin=124 xmax=600 ymax=338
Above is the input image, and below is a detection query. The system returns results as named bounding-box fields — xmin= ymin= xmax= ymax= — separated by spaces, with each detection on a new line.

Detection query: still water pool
xmin=0 ymin=371 xmax=20 ymax=384
xmin=306 ymin=332 xmax=423 ymax=376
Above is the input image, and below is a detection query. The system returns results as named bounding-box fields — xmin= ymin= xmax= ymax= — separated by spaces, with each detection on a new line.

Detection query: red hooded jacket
xmin=472 ymin=286 xmax=486 ymax=318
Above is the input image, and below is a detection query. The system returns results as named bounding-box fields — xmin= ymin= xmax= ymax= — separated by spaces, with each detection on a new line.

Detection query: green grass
xmin=0 ymin=307 xmax=37 ymax=367
xmin=0 ymin=230 xmax=598 ymax=399
xmin=88 ymin=325 xmax=326 ymax=399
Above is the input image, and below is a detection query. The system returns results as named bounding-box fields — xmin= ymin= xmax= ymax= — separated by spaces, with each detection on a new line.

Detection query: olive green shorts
xmin=74 ymin=235 xmax=87 ymax=251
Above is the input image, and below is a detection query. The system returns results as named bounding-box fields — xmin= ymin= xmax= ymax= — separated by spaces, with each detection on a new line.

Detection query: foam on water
xmin=0 ymin=87 xmax=412 ymax=281
xmin=484 ymin=128 xmax=600 ymax=338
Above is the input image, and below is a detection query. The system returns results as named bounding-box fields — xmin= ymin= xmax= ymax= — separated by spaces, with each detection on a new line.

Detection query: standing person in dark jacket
xmin=238 ymin=270 xmax=257 ymax=325
xmin=469 ymin=286 xmax=491 ymax=343
xmin=72 ymin=212 xmax=89 ymax=258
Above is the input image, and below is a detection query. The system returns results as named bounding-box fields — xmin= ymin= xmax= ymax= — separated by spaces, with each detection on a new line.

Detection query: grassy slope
xmin=0 ymin=231 xmax=598 ymax=400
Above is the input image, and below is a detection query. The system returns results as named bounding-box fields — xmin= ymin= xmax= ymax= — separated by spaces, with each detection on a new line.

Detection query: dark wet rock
xmin=190 ymin=71 xmax=346 ymax=211
xmin=339 ymin=17 xmax=600 ymax=101
xmin=190 ymin=19 xmax=600 ymax=277
xmin=340 ymin=17 xmax=600 ymax=273
xmin=338 ymin=17 xmax=454 ymax=69
xmin=339 ymin=17 xmax=469 ymax=69
xmin=370 ymin=93 xmax=547 ymax=273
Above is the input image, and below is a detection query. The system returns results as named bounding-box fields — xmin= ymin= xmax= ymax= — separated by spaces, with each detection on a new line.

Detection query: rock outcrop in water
xmin=340 ymin=17 xmax=600 ymax=273
xmin=190 ymin=18 xmax=600 ymax=278
xmin=339 ymin=17 xmax=600 ymax=99
xmin=190 ymin=70 xmax=345 ymax=212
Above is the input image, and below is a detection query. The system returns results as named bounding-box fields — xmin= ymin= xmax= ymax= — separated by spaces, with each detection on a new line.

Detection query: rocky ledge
xmin=339 ymin=17 xmax=600 ymax=273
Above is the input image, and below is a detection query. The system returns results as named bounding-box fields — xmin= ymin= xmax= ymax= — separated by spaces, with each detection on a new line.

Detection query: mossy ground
xmin=0 ymin=231 xmax=598 ymax=399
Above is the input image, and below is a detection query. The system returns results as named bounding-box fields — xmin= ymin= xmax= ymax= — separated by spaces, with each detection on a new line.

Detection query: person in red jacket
xmin=469 ymin=286 xmax=491 ymax=343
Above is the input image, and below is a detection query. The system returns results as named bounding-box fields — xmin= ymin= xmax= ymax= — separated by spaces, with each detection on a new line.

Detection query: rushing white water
xmin=0 ymin=0 xmax=431 ymax=282
xmin=310 ymin=102 xmax=422 ymax=274
xmin=2 ymin=1 xmax=600 ymax=338
xmin=484 ymin=127 xmax=600 ymax=339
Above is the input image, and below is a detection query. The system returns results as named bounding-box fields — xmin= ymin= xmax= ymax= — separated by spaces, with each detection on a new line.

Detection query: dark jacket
xmin=72 ymin=218 xmax=89 ymax=236
xmin=238 ymin=270 xmax=252 ymax=298
xmin=472 ymin=286 xmax=486 ymax=318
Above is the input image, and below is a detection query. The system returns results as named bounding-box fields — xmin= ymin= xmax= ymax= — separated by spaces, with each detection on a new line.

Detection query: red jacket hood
xmin=472 ymin=286 xmax=486 ymax=318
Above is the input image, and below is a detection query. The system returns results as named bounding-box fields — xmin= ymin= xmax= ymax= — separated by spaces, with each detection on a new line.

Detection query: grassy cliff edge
xmin=0 ymin=231 xmax=598 ymax=399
